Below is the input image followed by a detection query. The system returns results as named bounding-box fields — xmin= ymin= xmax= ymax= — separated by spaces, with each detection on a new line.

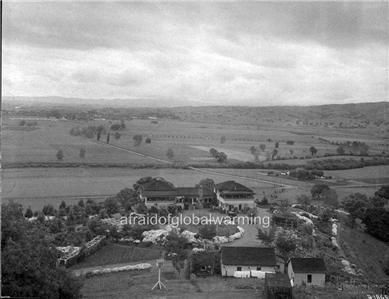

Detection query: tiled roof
xmin=216 ymin=181 xmax=254 ymax=193
xmin=221 ymin=246 xmax=276 ymax=266
xmin=289 ymin=258 xmax=326 ymax=273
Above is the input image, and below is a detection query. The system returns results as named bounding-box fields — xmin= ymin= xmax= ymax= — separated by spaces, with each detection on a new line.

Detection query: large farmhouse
xmin=220 ymin=246 xmax=277 ymax=277
xmin=175 ymin=186 xmax=215 ymax=209
xmin=138 ymin=178 xmax=181 ymax=208
xmin=215 ymin=181 xmax=256 ymax=212
xmin=138 ymin=177 xmax=216 ymax=209
xmin=287 ymin=258 xmax=326 ymax=287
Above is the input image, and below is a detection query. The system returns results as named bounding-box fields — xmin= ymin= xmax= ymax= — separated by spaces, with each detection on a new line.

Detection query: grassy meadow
xmin=3 ymin=115 xmax=387 ymax=210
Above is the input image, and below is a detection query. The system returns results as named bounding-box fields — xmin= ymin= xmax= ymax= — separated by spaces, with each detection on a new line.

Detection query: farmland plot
xmin=2 ymin=119 xmax=161 ymax=164
xmin=2 ymin=167 xmax=275 ymax=210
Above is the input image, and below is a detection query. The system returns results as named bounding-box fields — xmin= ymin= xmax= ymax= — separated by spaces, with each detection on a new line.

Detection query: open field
xmin=4 ymin=164 xmax=387 ymax=210
xmin=2 ymin=167 xmax=276 ymax=210
xmin=80 ymin=260 xmax=263 ymax=299
xmin=324 ymin=165 xmax=389 ymax=181
xmin=3 ymin=116 xmax=386 ymax=167
xmin=2 ymin=119 xmax=164 ymax=165
xmin=71 ymin=243 xmax=163 ymax=270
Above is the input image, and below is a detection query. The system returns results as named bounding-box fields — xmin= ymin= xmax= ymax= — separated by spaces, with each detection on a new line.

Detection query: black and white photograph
xmin=1 ymin=1 xmax=389 ymax=298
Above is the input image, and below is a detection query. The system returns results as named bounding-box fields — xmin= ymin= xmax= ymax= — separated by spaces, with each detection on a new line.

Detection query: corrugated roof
xmin=221 ymin=246 xmax=276 ymax=266
xmin=216 ymin=181 xmax=254 ymax=193
xmin=290 ymin=258 xmax=326 ymax=273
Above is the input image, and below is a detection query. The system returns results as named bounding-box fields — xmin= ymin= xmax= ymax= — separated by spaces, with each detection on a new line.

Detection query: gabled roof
xmin=216 ymin=181 xmax=254 ymax=193
xmin=289 ymin=258 xmax=326 ymax=273
xmin=221 ymin=246 xmax=276 ymax=266
xmin=141 ymin=178 xmax=175 ymax=192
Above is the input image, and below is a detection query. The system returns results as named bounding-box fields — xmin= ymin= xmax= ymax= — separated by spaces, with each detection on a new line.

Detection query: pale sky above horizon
xmin=3 ymin=1 xmax=389 ymax=106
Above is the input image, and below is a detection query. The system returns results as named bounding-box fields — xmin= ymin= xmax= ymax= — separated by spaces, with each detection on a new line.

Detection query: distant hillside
xmin=171 ymin=102 xmax=389 ymax=127
xmin=3 ymin=96 xmax=388 ymax=127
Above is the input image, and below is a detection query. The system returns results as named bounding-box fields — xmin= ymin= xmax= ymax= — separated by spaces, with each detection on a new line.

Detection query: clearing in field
xmin=71 ymin=243 xmax=163 ymax=270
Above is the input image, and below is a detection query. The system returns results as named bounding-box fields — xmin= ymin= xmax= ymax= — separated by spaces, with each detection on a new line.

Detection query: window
xmin=237 ymin=266 xmax=242 ymax=271
xmin=256 ymin=266 xmax=261 ymax=271
xmin=307 ymin=274 xmax=312 ymax=283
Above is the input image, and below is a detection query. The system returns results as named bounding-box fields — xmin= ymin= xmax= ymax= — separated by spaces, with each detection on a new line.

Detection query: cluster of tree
xmin=166 ymin=148 xmax=174 ymax=160
xmin=190 ymin=251 xmax=221 ymax=276
xmin=110 ymin=120 xmax=126 ymax=131
xmin=164 ymin=232 xmax=189 ymax=274
xmin=191 ymin=157 xmax=389 ymax=171
xmin=289 ymin=169 xmax=324 ymax=180
xmin=209 ymin=148 xmax=227 ymax=163
xmin=18 ymin=120 xmax=38 ymax=126
xmin=2 ymin=202 xmax=83 ymax=298
xmin=311 ymin=184 xmax=339 ymax=207
xmin=305 ymin=157 xmax=389 ymax=170
xmin=69 ymin=125 xmax=106 ymax=139
xmin=257 ymin=227 xmax=276 ymax=246
xmin=341 ymin=186 xmax=389 ymax=242
xmin=335 ymin=141 xmax=369 ymax=156
xmin=55 ymin=148 xmax=87 ymax=161
xmin=249 ymin=144 xmax=267 ymax=161
xmin=133 ymin=135 xmax=143 ymax=146
xmin=275 ymin=230 xmax=298 ymax=263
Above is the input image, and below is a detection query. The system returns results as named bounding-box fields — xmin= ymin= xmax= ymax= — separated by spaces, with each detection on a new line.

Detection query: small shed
xmin=287 ymin=258 xmax=326 ymax=287
xmin=265 ymin=272 xmax=292 ymax=299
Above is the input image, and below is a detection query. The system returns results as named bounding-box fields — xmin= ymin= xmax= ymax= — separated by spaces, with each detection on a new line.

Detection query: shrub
xmin=110 ymin=124 xmax=121 ymax=131
xmin=79 ymin=148 xmax=86 ymax=159
xmin=56 ymin=150 xmax=64 ymax=161
xmin=133 ymin=135 xmax=143 ymax=146
xmin=198 ymin=225 xmax=217 ymax=240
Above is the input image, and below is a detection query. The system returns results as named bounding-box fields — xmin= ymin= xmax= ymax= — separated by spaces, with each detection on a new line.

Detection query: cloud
xmin=2 ymin=2 xmax=388 ymax=106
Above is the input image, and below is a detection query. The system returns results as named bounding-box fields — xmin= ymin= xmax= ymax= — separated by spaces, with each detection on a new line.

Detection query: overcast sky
xmin=3 ymin=1 xmax=389 ymax=106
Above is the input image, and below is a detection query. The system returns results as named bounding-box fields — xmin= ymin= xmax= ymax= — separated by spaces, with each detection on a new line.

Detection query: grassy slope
xmin=339 ymin=224 xmax=389 ymax=282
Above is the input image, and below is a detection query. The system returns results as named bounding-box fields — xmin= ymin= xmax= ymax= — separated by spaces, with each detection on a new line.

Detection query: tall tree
xmin=309 ymin=146 xmax=318 ymax=157
xmin=2 ymin=202 xmax=82 ymax=298
xmin=56 ymin=149 xmax=64 ymax=161
xmin=166 ymin=148 xmax=174 ymax=160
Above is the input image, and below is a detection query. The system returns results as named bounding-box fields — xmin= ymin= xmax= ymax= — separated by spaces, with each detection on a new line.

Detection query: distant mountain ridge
xmin=3 ymin=96 xmax=388 ymax=124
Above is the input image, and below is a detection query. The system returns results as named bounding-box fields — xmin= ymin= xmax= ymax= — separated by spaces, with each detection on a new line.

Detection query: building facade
xmin=215 ymin=181 xmax=256 ymax=212
xmin=287 ymin=258 xmax=326 ymax=287
xmin=221 ymin=246 xmax=277 ymax=277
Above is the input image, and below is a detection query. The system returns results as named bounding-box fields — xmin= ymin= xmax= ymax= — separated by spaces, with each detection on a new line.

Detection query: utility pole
xmin=152 ymin=259 xmax=167 ymax=290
